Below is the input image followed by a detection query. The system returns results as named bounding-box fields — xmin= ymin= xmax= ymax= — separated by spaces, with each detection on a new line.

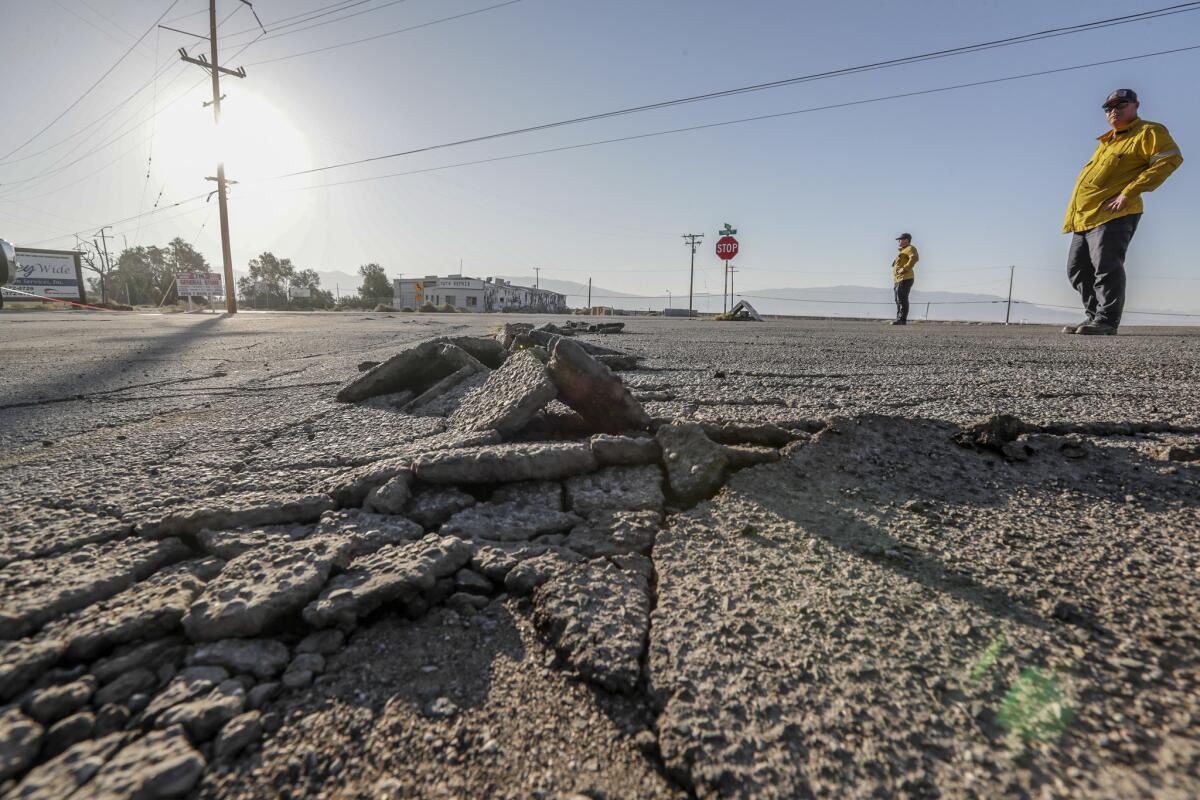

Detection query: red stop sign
xmin=715 ymin=235 xmax=739 ymax=260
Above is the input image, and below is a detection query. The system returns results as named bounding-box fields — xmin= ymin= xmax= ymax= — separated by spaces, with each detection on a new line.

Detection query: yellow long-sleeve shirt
xmin=892 ymin=245 xmax=919 ymax=283
xmin=1063 ymin=118 xmax=1183 ymax=233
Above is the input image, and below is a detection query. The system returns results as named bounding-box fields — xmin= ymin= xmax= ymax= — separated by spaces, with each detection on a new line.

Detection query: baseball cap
xmin=1103 ymin=89 xmax=1138 ymax=108
xmin=895 ymin=233 xmax=912 ymax=240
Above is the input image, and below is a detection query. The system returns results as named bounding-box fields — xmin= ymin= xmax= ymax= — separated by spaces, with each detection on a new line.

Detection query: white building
xmin=393 ymin=275 xmax=567 ymax=313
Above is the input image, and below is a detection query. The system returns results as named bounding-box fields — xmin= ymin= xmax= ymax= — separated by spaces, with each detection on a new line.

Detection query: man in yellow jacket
xmin=1063 ymin=89 xmax=1183 ymax=335
xmin=891 ymin=233 xmax=918 ymax=325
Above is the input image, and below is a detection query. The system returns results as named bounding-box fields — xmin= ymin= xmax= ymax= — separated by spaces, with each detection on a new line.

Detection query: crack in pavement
xmin=0 ymin=371 xmax=230 ymax=410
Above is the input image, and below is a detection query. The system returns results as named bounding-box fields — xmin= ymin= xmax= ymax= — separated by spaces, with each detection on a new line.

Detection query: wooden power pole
xmin=177 ymin=0 xmax=259 ymax=314
xmin=1005 ymin=265 xmax=1015 ymax=325
xmin=682 ymin=233 xmax=704 ymax=315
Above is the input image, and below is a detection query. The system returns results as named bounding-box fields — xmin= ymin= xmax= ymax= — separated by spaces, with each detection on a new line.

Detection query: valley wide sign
xmin=3 ymin=248 xmax=86 ymax=301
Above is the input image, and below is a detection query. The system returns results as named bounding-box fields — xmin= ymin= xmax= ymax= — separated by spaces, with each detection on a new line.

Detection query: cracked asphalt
xmin=3 ymin=310 xmax=1199 ymax=798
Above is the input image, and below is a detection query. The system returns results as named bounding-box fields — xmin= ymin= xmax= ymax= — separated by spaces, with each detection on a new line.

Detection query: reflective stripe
xmin=1149 ymin=149 xmax=1181 ymax=163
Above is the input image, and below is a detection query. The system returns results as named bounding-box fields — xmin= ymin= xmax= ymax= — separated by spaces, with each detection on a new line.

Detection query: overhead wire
xmin=16 ymin=0 xmax=1181 ymax=202
xmin=22 ymin=192 xmax=211 ymax=248
xmin=49 ymin=0 xmax=158 ymax=56
xmin=239 ymin=43 xmax=1200 ymax=198
xmin=226 ymin=0 xmax=409 ymax=38
xmin=0 ymin=49 xmax=189 ymax=168
xmin=0 ymin=62 xmax=199 ymax=197
xmin=16 ymin=27 xmax=270 ymax=248
xmin=17 ymin=2 xmax=1200 ymax=309
xmin=0 ymin=5 xmax=247 ymax=199
xmin=245 ymin=0 xmax=526 ymax=66
xmin=0 ymin=0 xmax=183 ymax=162
xmin=133 ymin=25 xmax=165 ymax=246
xmin=0 ymin=0 xmax=497 ymax=199
xmin=264 ymin=1 xmax=1200 ymax=182
xmin=25 ymin=38 xmax=1200 ymax=252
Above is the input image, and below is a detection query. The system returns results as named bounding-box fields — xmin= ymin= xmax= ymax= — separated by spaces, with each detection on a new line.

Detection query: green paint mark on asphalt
xmin=997 ymin=667 xmax=1074 ymax=744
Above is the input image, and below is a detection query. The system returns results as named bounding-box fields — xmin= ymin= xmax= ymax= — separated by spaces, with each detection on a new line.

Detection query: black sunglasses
xmin=1103 ymin=101 xmax=1131 ymax=112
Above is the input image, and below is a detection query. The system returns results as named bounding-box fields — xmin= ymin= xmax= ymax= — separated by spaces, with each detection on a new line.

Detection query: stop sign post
xmin=716 ymin=235 xmax=739 ymax=313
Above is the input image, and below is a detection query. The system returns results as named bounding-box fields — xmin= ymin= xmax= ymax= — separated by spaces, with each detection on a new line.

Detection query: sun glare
xmin=154 ymin=87 xmax=309 ymax=194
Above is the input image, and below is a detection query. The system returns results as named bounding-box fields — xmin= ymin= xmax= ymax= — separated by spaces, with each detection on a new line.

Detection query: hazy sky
xmin=1 ymin=0 xmax=1197 ymax=316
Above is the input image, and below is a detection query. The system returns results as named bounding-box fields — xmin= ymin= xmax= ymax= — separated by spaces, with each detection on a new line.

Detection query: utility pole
xmin=682 ymin=233 xmax=703 ymax=316
xmin=1005 ymin=265 xmax=1015 ymax=325
xmin=587 ymin=277 xmax=591 ymax=313
xmin=177 ymin=0 xmax=259 ymax=314
xmin=533 ymin=267 xmax=540 ymax=290
xmin=96 ymin=226 xmax=113 ymax=304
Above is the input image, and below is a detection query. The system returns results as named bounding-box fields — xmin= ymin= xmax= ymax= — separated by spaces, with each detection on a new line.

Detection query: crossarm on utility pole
xmin=179 ymin=53 xmax=246 ymax=79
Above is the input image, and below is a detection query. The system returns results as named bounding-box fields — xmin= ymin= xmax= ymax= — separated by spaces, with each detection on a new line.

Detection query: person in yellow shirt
xmin=1062 ymin=89 xmax=1183 ymax=335
xmin=891 ymin=233 xmax=919 ymax=325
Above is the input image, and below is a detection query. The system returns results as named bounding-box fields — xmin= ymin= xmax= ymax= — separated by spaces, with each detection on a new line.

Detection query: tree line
xmin=81 ymin=237 xmax=210 ymax=306
xmin=82 ymin=238 xmax=394 ymax=310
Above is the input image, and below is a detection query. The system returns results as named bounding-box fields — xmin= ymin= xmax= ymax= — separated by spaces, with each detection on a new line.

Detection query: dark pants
xmin=894 ymin=278 xmax=913 ymax=322
xmin=1067 ymin=213 xmax=1140 ymax=327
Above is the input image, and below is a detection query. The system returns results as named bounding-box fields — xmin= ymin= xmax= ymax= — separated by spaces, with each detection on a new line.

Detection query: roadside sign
xmin=288 ymin=286 xmax=311 ymax=299
xmin=5 ymin=248 xmax=86 ymax=300
xmin=177 ymin=272 xmax=223 ymax=297
xmin=715 ymin=235 xmax=739 ymax=261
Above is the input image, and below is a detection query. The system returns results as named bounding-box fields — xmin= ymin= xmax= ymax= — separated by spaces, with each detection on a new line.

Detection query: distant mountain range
xmin=253 ymin=270 xmax=1193 ymax=325
xmin=498 ymin=276 xmax=1066 ymax=323
xmin=496 ymin=276 xmax=1200 ymax=326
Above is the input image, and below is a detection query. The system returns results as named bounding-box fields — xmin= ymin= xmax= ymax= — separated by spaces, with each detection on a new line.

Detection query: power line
xmin=0 ymin=5 xmax=243 ymax=189
xmin=1012 ymin=300 xmax=1200 ymax=318
xmin=226 ymin=0 xmax=409 ymax=38
xmin=258 ymin=0 xmax=413 ymax=38
xmin=241 ymin=42 xmax=1200 ymax=197
xmin=19 ymin=37 xmax=1200 ymax=270
xmin=0 ymin=0 xmax=182 ymax=162
xmin=165 ymin=0 xmax=360 ymax=30
xmin=738 ymin=293 xmax=1000 ymax=306
xmin=265 ymin=2 xmax=1200 ymax=182
xmin=0 ymin=3 xmax=244 ymax=178
xmin=1010 ymin=265 xmax=1200 ymax=281
xmin=245 ymin=0 xmax=526 ymax=67
xmin=132 ymin=25 xmax=165 ymax=247
xmin=9 ymin=32 xmax=268 ymax=245
xmin=0 ymin=64 xmax=198 ymax=197
xmin=2 ymin=129 xmax=155 ymax=205
xmin=0 ymin=11 xmax=258 ymax=201
xmin=50 ymin=0 xmax=158 ymax=58
xmin=0 ymin=48 xmax=190 ymax=168
xmin=21 ymin=192 xmax=211 ymax=248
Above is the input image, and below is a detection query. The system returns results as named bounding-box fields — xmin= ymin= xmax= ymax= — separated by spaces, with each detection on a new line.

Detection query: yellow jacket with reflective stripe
xmin=1063 ymin=118 xmax=1183 ymax=233
xmin=892 ymin=245 xmax=918 ymax=283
